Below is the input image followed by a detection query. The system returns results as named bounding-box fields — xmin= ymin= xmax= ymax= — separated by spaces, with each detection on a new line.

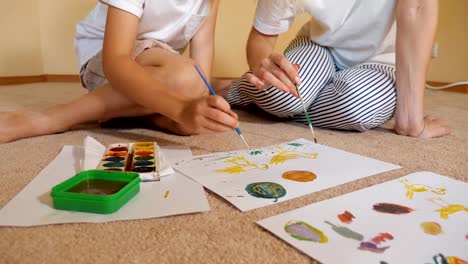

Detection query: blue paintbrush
xmin=194 ymin=65 xmax=250 ymax=149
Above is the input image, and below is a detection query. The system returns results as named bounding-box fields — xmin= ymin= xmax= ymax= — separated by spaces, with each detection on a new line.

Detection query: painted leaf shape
xmin=249 ymin=150 xmax=263 ymax=156
xmin=270 ymin=152 xmax=317 ymax=165
xmin=288 ymin=143 xmax=303 ymax=147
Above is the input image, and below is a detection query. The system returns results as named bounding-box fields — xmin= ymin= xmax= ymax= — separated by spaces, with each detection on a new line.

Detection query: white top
xmin=254 ymin=0 xmax=397 ymax=68
xmin=75 ymin=0 xmax=210 ymax=67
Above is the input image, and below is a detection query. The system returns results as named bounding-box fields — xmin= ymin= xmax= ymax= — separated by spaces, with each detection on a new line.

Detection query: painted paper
xmin=257 ymin=172 xmax=468 ymax=263
xmin=175 ymin=139 xmax=400 ymax=211
xmin=0 ymin=145 xmax=209 ymax=226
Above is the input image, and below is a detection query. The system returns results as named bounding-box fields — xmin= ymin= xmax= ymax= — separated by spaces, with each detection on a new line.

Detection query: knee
xmin=321 ymin=82 xmax=396 ymax=131
xmin=333 ymin=65 xmax=396 ymax=94
xmin=340 ymin=112 xmax=381 ymax=132
xmin=286 ymin=43 xmax=334 ymax=82
xmin=142 ymin=60 xmax=207 ymax=98
xmin=256 ymin=93 xmax=304 ymax=118
xmin=334 ymin=99 xmax=395 ymax=132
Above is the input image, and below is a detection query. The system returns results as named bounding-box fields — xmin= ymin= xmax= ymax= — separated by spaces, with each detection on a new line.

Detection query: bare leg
xmin=0 ymin=84 xmax=153 ymax=143
xmin=211 ymin=78 xmax=235 ymax=97
xmin=0 ymin=47 xmax=209 ymax=143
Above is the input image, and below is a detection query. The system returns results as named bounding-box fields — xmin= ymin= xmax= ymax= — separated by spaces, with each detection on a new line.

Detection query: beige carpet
xmin=0 ymin=83 xmax=467 ymax=264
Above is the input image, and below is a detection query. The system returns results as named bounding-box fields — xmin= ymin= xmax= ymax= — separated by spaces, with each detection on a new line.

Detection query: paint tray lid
xmin=50 ymin=170 xmax=140 ymax=214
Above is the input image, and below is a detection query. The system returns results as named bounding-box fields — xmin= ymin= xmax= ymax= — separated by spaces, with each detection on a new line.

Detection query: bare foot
xmin=0 ymin=111 xmax=67 ymax=143
xmin=211 ymin=78 xmax=235 ymax=98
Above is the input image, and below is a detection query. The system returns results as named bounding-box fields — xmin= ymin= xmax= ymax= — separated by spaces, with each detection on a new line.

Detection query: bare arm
xmin=247 ymin=28 xmax=277 ymax=71
xmin=394 ymin=0 xmax=450 ymax=137
xmin=245 ymin=28 xmax=299 ymax=96
xmin=102 ymin=7 xmax=185 ymax=121
xmin=102 ymin=6 xmax=238 ymax=134
xmin=190 ymin=0 xmax=219 ymax=81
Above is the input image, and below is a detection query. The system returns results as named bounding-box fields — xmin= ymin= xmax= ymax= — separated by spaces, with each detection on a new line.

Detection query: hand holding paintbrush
xmin=194 ymin=65 xmax=251 ymax=149
xmin=245 ymin=52 xmax=318 ymax=143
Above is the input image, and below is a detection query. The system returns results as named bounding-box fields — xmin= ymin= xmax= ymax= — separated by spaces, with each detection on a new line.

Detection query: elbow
xmin=101 ymin=52 xmax=130 ymax=81
xmin=396 ymin=0 xmax=438 ymax=24
xmin=101 ymin=50 xmax=113 ymax=79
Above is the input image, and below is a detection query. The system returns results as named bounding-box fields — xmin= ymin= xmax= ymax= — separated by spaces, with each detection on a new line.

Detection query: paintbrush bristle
xmin=296 ymin=84 xmax=318 ymax=144
xmin=239 ymin=134 xmax=250 ymax=149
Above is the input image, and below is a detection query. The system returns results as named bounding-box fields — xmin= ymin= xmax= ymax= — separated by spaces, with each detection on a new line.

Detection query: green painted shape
xmin=245 ymin=182 xmax=286 ymax=202
xmin=102 ymin=161 xmax=125 ymax=168
xmin=325 ymin=221 xmax=364 ymax=241
xmin=288 ymin=143 xmax=303 ymax=147
xmin=249 ymin=150 xmax=263 ymax=156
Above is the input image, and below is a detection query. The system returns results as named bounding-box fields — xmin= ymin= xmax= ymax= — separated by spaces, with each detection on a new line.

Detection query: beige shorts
xmin=80 ymin=39 xmax=179 ymax=91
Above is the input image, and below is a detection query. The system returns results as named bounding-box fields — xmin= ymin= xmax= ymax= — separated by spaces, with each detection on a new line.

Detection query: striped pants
xmin=226 ymin=37 xmax=396 ymax=131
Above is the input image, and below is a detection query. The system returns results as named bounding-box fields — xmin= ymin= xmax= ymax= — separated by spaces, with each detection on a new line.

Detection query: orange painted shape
xmin=282 ymin=170 xmax=317 ymax=182
xmin=371 ymin=233 xmax=394 ymax=244
xmin=135 ymin=150 xmax=153 ymax=156
xmin=105 ymin=151 xmax=127 ymax=157
xmin=447 ymin=256 xmax=468 ymax=264
xmin=337 ymin=211 xmax=355 ymax=224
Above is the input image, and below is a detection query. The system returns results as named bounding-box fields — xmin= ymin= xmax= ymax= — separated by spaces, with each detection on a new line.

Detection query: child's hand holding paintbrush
xmin=177 ymin=91 xmax=240 ymax=135
xmin=172 ymin=66 xmax=240 ymax=136
xmin=194 ymin=65 xmax=251 ymax=149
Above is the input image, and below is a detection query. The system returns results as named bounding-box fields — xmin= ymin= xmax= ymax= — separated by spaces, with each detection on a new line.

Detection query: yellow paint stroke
xmin=269 ymin=147 xmax=318 ymax=165
xmin=400 ymin=179 xmax=446 ymax=200
xmin=215 ymin=146 xmax=318 ymax=175
xmin=420 ymin=222 xmax=443 ymax=235
xmin=427 ymin=197 xmax=468 ymax=220
xmin=215 ymin=156 xmax=269 ymax=174
xmin=282 ymin=170 xmax=317 ymax=182
xmin=164 ymin=190 xmax=170 ymax=198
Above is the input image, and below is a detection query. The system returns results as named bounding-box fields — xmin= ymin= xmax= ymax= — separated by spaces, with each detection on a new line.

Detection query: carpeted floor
xmin=0 ymin=83 xmax=467 ymax=264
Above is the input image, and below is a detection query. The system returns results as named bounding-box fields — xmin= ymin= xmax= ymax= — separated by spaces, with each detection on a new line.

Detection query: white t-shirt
xmin=254 ymin=0 xmax=397 ymax=68
xmin=75 ymin=0 xmax=210 ymax=67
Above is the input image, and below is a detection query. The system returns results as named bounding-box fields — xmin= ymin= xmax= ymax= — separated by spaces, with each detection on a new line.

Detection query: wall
xmin=214 ymin=0 xmax=310 ymax=78
xmin=38 ymin=0 xmax=97 ymax=74
xmin=428 ymin=0 xmax=468 ymax=82
xmin=0 ymin=0 xmax=466 ymax=82
xmin=0 ymin=0 xmax=43 ymax=76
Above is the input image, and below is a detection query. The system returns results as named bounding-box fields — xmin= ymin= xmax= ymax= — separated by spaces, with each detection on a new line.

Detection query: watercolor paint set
xmin=96 ymin=142 xmax=162 ymax=181
xmin=51 ymin=170 xmax=140 ymax=214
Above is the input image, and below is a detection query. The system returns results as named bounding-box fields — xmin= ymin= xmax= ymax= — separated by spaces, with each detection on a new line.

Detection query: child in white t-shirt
xmin=0 ymin=0 xmax=238 ymax=143
xmin=225 ymin=0 xmax=449 ymax=138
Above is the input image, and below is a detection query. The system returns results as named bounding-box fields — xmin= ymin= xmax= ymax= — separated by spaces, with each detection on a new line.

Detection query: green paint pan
xmin=51 ymin=170 xmax=140 ymax=214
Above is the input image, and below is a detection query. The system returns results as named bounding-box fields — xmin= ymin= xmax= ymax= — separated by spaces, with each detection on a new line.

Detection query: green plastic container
xmin=51 ymin=170 xmax=140 ymax=214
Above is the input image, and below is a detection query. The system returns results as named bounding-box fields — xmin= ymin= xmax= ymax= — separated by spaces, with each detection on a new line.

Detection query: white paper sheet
xmin=0 ymin=145 xmax=210 ymax=226
xmin=174 ymin=139 xmax=400 ymax=211
xmin=257 ymin=172 xmax=468 ymax=263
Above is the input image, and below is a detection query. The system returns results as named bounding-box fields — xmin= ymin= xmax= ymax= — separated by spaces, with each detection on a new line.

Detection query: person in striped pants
xmin=224 ymin=0 xmax=450 ymax=138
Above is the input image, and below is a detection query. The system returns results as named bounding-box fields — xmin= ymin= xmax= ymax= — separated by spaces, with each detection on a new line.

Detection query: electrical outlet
xmin=432 ymin=42 xmax=439 ymax=58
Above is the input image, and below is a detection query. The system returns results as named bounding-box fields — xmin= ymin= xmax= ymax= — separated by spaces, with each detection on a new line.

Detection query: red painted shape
xmin=371 ymin=233 xmax=394 ymax=245
xmin=373 ymin=203 xmax=413 ymax=214
xmin=337 ymin=211 xmax=355 ymax=224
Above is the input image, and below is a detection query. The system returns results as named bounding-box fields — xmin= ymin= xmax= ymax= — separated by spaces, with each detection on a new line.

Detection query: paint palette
xmin=96 ymin=142 xmax=161 ymax=181
xmin=51 ymin=170 xmax=140 ymax=214
xmin=99 ymin=143 xmax=131 ymax=171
